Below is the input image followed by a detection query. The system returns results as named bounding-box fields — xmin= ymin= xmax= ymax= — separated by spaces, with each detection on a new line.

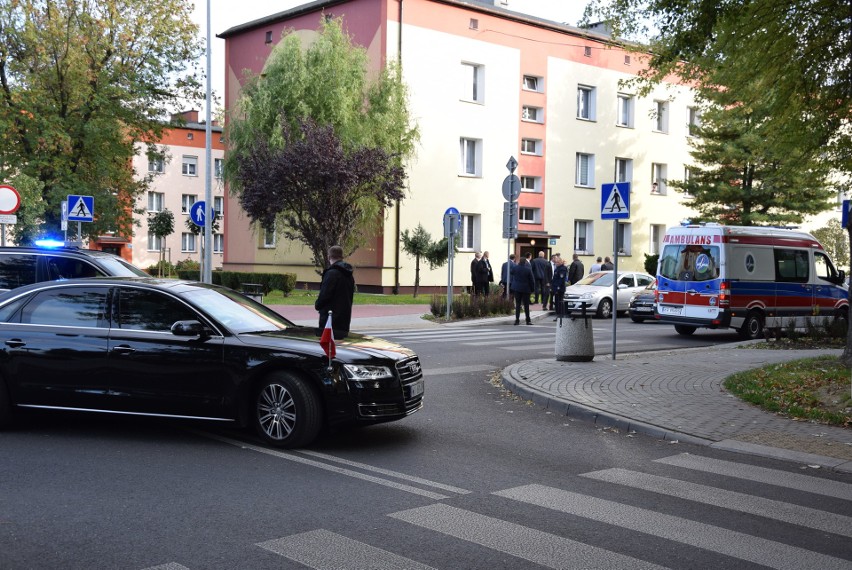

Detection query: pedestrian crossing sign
xmin=601 ymin=183 xmax=630 ymax=220
xmin=67 ymin=195 xmax=94 ymax=222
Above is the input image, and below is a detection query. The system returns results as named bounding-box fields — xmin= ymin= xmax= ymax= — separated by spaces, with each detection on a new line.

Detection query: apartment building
xmin=130 ymin=110 xmax=226 ymax=270
xmin=220 ymin=0 xmax=699 ymax=292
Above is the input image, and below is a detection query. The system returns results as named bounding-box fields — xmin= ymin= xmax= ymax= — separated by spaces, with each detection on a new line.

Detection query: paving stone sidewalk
xmin=502 ymin=346 xmax=852 ymax=472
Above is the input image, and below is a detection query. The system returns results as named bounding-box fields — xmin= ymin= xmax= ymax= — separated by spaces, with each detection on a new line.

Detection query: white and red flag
xmin=320 ymin=311 xmax=336 ymax=360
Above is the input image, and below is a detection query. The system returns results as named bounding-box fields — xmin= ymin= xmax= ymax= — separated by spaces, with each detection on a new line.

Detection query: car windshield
xmin=97 ymin=256 xmax=149 ymax=277
xmin=575 ymin=272 xmax=615 ymax=287
xmin=182 ymin=287 xmax=294 ymax=333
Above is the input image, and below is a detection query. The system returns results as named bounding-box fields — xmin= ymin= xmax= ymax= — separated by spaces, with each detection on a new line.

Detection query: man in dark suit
xmin=531 ymin=250 xmax=552 ymax=308
xmin=568 ymin=253 xmax=585 ymax=286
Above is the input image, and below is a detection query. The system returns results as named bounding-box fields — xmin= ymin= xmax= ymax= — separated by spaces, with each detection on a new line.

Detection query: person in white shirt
xmin=590 ymin=256 xmax=603 ymax=273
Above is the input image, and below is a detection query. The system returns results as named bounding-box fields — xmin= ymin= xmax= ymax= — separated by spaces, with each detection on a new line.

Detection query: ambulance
xmin=655 ymin=224 xmax=848 ymax=339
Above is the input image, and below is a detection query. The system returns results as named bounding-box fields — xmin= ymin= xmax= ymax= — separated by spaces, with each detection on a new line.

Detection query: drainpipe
xmin=393 ymin=0 xmax=404 ymax=294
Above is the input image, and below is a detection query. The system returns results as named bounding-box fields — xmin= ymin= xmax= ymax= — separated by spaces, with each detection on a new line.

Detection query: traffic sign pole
xmin=443 ymin=207 xmax=460 ymax=320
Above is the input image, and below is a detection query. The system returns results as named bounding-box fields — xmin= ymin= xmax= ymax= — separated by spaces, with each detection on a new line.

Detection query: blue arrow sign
xmin=67 ymin=195 xmax=94 ymax=222
xmin=842 ymin=199 xmax=851 ymax=229
xmin=601 ymin=182 xmax=630 ymax=220
xmin=190 ymin=200 xmax=207 ymax=227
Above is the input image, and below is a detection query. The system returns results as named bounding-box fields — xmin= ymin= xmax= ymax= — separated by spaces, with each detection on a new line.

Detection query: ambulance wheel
xmin=674 ymin=325 xmax=696 ymax=336
xmin=739 ymin=311 xmax=764 ymax=340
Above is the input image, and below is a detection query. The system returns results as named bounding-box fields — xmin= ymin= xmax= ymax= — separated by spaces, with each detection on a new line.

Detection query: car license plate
xmin=407 ymin=380 xmax=424 ymax=398
xmin=659 ymin=305 xmax=683 ymax=316
xmin=634 ymin=306 xmax=652 ymax=312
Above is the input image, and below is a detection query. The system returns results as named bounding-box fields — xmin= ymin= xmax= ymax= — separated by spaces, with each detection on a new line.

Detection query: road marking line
xmin=141 ymin=564 xmax=191 ymax=570
xmin=582 ymin=468 xmax=852 ymax=538
xmin=424 ymin=364 xmax=496 ymax=376
xmin=495 ymin=484 xmax=850 ymax=570
xmin=656 ymin=454 xmax=852 ymax=500
xmin=389 ymin=503 xmax=667 ymax=570
xmin=258 ymin=529 xmax=436 ymax=570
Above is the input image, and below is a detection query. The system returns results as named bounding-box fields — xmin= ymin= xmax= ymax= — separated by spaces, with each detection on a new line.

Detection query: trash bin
xmin=554 ymin=302 xmax=594 ymax=362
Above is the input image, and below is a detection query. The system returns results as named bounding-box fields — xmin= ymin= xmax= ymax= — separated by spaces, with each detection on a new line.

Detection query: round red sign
xmin=0 ymin=185 xmax=21 ymax=214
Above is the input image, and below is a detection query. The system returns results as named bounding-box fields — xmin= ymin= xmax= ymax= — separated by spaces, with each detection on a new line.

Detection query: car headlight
xmin=629 ymin=294 xmax=638 ymax=303
xmin=580 ymin=292 xmax=594 ymax=299
xmin=342 ymin=364 xmax=394 ymax=380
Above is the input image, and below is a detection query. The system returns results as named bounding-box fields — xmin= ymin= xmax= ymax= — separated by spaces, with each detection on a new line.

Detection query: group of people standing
xmin=498 ymin=250 xmax=588 ymax=324
xmin=469 ymin=251 xmax=495 ymax=296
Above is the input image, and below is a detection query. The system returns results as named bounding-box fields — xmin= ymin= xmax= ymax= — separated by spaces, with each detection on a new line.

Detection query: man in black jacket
xmin=531 ymin=250 xmax=552 ymax=307
xmin=568 ymin=253 xmax=585 ymax=286
xmin=315 ymin=245 xmax=355 ymax=339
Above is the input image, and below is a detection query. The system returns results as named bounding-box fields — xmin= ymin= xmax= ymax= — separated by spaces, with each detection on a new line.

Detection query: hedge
xmin=173 ymin=270 xmax=297 ymax=295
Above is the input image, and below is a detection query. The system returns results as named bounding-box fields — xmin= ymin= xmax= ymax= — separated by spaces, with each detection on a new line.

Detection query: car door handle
xmin=111 ymin=345 xmax=136 ymax=355
xmin=4 ymin=339 xmax=25 ymax=348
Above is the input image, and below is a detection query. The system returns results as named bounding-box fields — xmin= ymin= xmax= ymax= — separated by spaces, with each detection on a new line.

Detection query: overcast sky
xmin=189 ymin=0 xmax=591 ymax=116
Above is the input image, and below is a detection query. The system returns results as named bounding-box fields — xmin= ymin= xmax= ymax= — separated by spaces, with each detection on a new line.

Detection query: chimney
xmin=171 ymin=109 xmax=199 ymax=124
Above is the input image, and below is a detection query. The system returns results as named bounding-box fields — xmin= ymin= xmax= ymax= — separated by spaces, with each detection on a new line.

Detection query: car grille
xmin=397 ymin=356 xmax=424 ymax=413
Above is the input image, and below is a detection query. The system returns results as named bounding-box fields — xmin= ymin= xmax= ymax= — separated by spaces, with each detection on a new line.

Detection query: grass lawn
xmin=264 ymin=289 xmax=432 ymax=305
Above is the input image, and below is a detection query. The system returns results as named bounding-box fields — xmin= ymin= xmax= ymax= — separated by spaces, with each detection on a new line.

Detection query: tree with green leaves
xmin=0 ymin=0 xmax=204 ymax=242
xmin=583 ymin=0 xmax=851 ymax=182
xmin=225 ymin=16 xmax=418 ymax=270
xmin=812 ymin=219 xmax=850 ymax=270
xmin=3 ymin=173 xmax=45 ymax=246
xmin=148 ymin=209 xmax=174 ymax=277
xmin=401 ymin=224 xmax=452 ymax=297
xmin=669 ymin=80 xmax=834 ymax=226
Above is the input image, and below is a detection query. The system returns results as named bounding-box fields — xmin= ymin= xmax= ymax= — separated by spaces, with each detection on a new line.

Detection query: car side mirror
xmin=618 ymin=283 xmax=628 ymax=289
xmin=837 ymin=270 xmax=846 ymax=286
xmin=171 ymin=320 xmax=208 ymax=337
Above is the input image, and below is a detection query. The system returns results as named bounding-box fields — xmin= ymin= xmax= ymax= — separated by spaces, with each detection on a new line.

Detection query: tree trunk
xmin=413 ymin=255 xmax=420 ymax=298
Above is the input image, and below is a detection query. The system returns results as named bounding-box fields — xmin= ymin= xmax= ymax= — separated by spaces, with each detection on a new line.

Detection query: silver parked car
xmin=563 ymin=270 xmax=655 ymax=318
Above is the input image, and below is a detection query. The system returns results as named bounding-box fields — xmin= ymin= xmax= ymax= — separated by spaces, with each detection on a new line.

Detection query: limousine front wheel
xmin=254 ymin=372 xmax=322 ymax=448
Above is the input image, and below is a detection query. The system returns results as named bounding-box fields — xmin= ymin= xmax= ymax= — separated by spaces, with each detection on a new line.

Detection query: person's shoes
xmin=514 ymin=320 xmax=520 ymax=325
xmin=526 ymin=320 xmax=532 ymax=325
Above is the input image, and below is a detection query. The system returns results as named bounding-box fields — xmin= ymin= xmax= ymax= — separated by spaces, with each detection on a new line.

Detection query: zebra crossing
xmin=142 ymin=452 xmax=852 ymax=570
xmin=367 ymin=325 xmax=641 ymax=354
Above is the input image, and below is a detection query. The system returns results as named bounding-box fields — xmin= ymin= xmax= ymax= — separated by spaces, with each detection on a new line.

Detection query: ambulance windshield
xmin=659 ymin=244 xmax=720 ymax=281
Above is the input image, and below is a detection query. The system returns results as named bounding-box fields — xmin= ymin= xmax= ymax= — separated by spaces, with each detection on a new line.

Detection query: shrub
xmin=430 ymin=292 xmax=513 ymax=320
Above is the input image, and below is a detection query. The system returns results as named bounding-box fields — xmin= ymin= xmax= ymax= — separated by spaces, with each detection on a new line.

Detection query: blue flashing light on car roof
xmin=34 ymin=239 xmax=66 ymax=248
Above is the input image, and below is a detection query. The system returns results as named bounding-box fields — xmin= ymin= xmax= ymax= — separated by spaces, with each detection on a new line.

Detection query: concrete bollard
xmin=554 ymin=302 xmax=594 ymax=362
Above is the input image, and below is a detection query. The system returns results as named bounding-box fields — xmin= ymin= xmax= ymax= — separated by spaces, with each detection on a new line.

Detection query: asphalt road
xmin=1 ymin=321 xmax=850 ymax=569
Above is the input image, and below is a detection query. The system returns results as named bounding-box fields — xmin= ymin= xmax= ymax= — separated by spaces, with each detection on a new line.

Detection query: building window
xmin=181 ymin=233 xmax=196 ymax=253
xmin=651 ymin=163 xmax=667 ymax=194
xmin=577 ymin=85 xmax=596 ymax=120
xmin=584 ymin=46 xmax=592 ymax=57
xmin=519 ymin=207 xmax=539 ymax=223
xmin=181 ymin=194 xmax=197 ymax=214
xmin=521 ymin=105 xmax=543 ymax=123
xmin=654 ymin=100 xmax=669 ymax=133
xmin=520 ymin=138 xmax=542 ymax=156
xmin=461 ymin=62 xmax=484 ymax=103
xmin=522 ymin=75 xmax=542 ymax=92
xmin=182 ymin=155 xmax=198 ymax=176
xmin=650 ymin=224 xmax=665 ymax=255
xmin=576 ymin=153 xmax=595 ymax=187
xmin=688 ymin=106 xmax=702 ymax=136
xmin=459 ymin=214 xmax=478 ymax=251
xmin=469 ymin=18 xmax=478 ymax=30
xmin=617 ymin=94 xmax=634 ymax=128
xmin=213 ymin=196 xmax=224 ymax=217
xmin=213 ymin=233 xmax=224 ymax=254
xmin=214 ymin=158 xmax=224 ymax=178
xmin=148 ymin=158 xmax=164 ymax=173
xmin=615 ymin=158 xmax=633 ymax=184
xmin=624 ymin=55 xmax=631 ymax=65
xmin=459 ymin=137 xmax=481 ymax=176
xmin=616 ymin=222 xmax=632 ymax=255
xmin=262 ymin=226 xmax=276 ymax=248
xmin=147 ymin=192 xmax=164 ymax=212
xmin=520 ymin=176 xmax=541 ymax=193
xmin=147 ymin=233 xmax=163 ymax=252
xmin=574 ymin=220 xmax=592 ymax=254
xmin=265 ymin=31 xmax=272 ymax=44
xmin=683 ymin=166 xmax=693 ymax=197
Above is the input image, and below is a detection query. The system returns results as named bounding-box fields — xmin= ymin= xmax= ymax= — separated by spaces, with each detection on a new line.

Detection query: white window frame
xmin=577 ymin=85 xmax=596 ymax=120
xmin=574 ymin=220 xmax=593 ymax=254
xmin=687 ymin=106 xmax=702 ymax=136
xmin=148 ymin=158 xmax=164 ymax=173
xmin=519 ymin=207 xmax=539 ymax=224
xmin=615 ymin=158 xmax=633 ymax=185
xmin=262 ymin=227 xmax=276 ymax=248
xmin=459 ymin=214 xmax=479 ymax=251
xmin=654 ymin=100 xmax=669 ymax=133
xmin=213 ymin=233 xmax=224 ymax=254
xmin=459 ymin=137 xmax=482 ymax=177
xmin=521 ymin=105 xmax=543 ymax=123
xmin=181 ymin=232 xmax=197 ymax=253
xmin=522 ymin=74 xmax=542 ymax=92
xmin=147 ymin=233 xmax=163 ymax=252
xmin=520 ymin=176 xmax=541 ymax=193
xmin=576 ymin=153 xmax=595 ymax=187
xmin=461 ymin=62 xmax=484 ymax=103
xmin=147 ymin=191 xmax=164 ymax=212
xmin=683 ymin=166 xmax=693 ymax=197
xmin=181 ymin=194 xmax=197 ymax=214
xmin=214 ymin=158 xmax=224 ymax=178
xmin=213 ymin=196 xmax=224 ymax=217
xmin=617 ymin=94 xmax=634 ymax=128
xmin=520 ymin=138 xmax=542 ymax=156
xmin=182 ymin=155 xmax=198 ymax=176
xmin=652 ymin=163 xmax=668 ymax=194
xmin=650 ymin=224 xmax=665 ymax=255
xmin=616 ymin=222 xmax=632 ymax=255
